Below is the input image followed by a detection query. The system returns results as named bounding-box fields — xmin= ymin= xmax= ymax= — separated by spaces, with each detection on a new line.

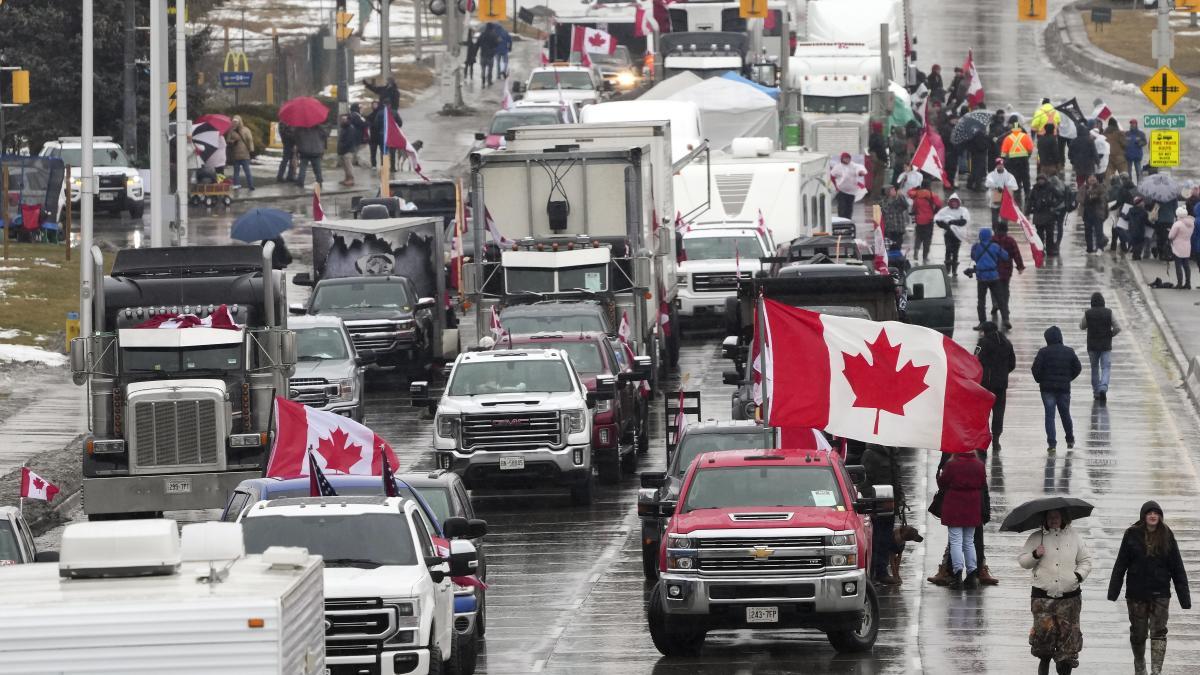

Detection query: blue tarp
xmin=719 ymin=72 xmax=780 ymax=100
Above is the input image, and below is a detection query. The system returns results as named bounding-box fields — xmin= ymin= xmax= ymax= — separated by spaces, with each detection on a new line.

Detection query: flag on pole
xmin=618 ymin=311 xmax=650 ymax=396
xmin=634 ymin=0 xmax=658 ymax=37
xmin=540 ymin=46 xmax=551 ymax=65
xmin=756 ymin=208 xmax=770 ymax=239
xmin=312 ymin=186 xmax=326 ymax=223
xmin=20 ymin=467 xmax=60 ymax=503
xmin=309 ymin=451 xmax=339 ymax=497
xmin=266 ymin=397 xmax=401 ymax=478
xmin=381 ymin=450 xmax=400 ymax=498
xmin=489 ymin=306 xmax=507 ymax=341
xmin=1054 ymin=98 xmax=1088 ymax=139
xmin=381 ymin=106 xmax=430 ymax=182
xmin=999 ymin=188 xmax=1045 ymax=268
xmin=754 ymin=300 xmax=994 ymax=452
xmin=911 ymin=130 xmax=951 ymax=185
xmin=778 ymin=427 xmax=833 ymax=450
xmin=870 ymin=212 xmax=889 ymax=276
xmin=1091 ymin=99 xmax=1112 ymax=123
xmin=962 ymin=50 xmax=984 ymax=108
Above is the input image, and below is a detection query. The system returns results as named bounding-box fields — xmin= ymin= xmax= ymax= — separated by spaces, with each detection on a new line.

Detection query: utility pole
xmin=414 ymin=0 xmax=424 ymax=61
xmin=175 ymin=0 xmax=189 ymax=245
xmin=380 ymin=0 xmax=391 ymax=80
xmin=149 ymin=0 xmax=169 ymax=247
xmin=122 ymin=0 xmax=137 ymax=162
xmin=81 ymin=0 xmax=95 ymax=337
xmin=336 ymin=0 xmax=349 ymax=116
xmin=1154 ymin=0 xmax=1173 ymax=68
xmin=448 ymin=0 xmax=464 ymax=108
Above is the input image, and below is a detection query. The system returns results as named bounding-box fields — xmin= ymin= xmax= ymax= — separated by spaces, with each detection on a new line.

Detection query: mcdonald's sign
xmin=220 ymin=50 xmax=253 ymax=88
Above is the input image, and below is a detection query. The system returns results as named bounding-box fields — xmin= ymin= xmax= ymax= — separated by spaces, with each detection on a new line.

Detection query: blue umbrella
xmin=231 ymin=208 xmax=293 ymax=242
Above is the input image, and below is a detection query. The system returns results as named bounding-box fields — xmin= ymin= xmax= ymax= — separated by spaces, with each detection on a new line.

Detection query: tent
xmin=719 ymin=71 xmax=780 ymax=100
xmin=639 ymin=71 xmax=704 ymax=101
xmin=658 ymin=77 xmax=779 ymax=153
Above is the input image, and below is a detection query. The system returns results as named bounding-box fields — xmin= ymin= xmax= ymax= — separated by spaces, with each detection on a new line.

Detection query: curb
xmin=1124 ymin=257 xmax=1200 ymax=404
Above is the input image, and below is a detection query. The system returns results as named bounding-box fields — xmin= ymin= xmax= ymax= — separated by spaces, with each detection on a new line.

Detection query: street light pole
xmin=1156 ymin=0 xmax=1172 ymax=69
xmin=150 ymin=0 xmax=168 ymax=247
xmin=175 ymin=0 xmax=189 ymax=245
xmin=381 ymin=0 xmax=391 ymax=79
xmin=81 ymin=0 xmax=95 ymax=338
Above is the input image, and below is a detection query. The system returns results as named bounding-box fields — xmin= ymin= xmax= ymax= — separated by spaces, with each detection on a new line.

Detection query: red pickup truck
xmin=647 ymin=448 xmax=894 ymax=655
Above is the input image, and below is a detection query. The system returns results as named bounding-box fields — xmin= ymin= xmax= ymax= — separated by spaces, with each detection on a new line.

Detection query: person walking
xmin=831 ymin=152 xmax=866 ymax=219
xmin=862 ymin=444 xmax=903 ymax=585
xmin=464 ymin=29 xmax=479 ymax=80
xmin=880 ymin=184 xmax=910 ymax=249
xmin=936 ymin=451 xmax=987 ymax=589
xmin=1081 ymin=175 xmax=1108 ymax=253
xmin=908 ymin=181 xmax=943 ymax=264
xmin=225 ymin=115 xmax=256 ymax=191
xmin=1105 ymin=118 xmax=1128 ymax=178
xmin=934 ymin=192 xmax=970 ymax=276
xmin=1030 ymin=174 xmax=1060 ymax=256
xmin=984 ymin=159 xmax=1018 ymax=226
xmin=1108 ymin=501 xmax=1191 ymax=675
xmin=1129 ymin=197 xmax=1152 ymax=260
xmin=868 ymin=122 xmax=888 ymax=199
xmin=926 ymin=63 xmax=945 ymax=103
xmin=970 ymin=227 xmax=1009 ymax=330
xmin=1037 ymin=123 xmax=1063 ymax=177
xmin=494 ymin=24 xmax=513 ymax=79
xmin=1068 ymin=129 xmax=1098 ymax=191
xmin=1079 ymin=292 xmax=1120 ymax=402
xmin=1018 ymin=508 xmax=1093 ymax=675
xmin=889 ymin=125 xmax=912 ymax=186
xmin=977 ymin=321 xmax=1015 ymax=451
xmin=337 ymin=105 xmax=367 ymax=186
xmin=990 ymin=221 xmax=1024 ymax=328
xmin=477 ymin=23 xmax=500 ymax=86
xmin=1152 ymin=195 xmax=1178 ymax=260
xmin=1031 ymin=97 xmax=1061 ymax=136
xmin=294 ymin=123 xmax=328 ymax=187
xmin=1031 ymin=326 xmax=1081 ymax=452
xmin=1169 ymin=206 xmax=1194 ymax=289
xmin=1001 ymin=121 xmax=1035 ymax=204
xmin=1126 ymin=120 xmax=1148 ymax=183
xmin=276 ymin=122 xmax=297 ymax=183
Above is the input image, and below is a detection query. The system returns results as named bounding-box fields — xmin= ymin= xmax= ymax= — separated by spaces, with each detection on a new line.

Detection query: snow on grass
xmin=1111 ymin=80 xmax=1142 ymax=96
xmin=0 ymin=266 xmax=26 ymax=272
xmin=0 ymin=329 xmax=26 ymax=340
xmin=0 ymin=344 xmax=67 ymax=366
xmin=206 ymin=0 xmax=418 ymax=47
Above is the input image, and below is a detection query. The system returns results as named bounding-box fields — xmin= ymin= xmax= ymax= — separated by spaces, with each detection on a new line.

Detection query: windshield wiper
xmin=510 ymin=290 xmax=546 ymax=299
xmin=323 ymin=557 xmax=383 ymax=568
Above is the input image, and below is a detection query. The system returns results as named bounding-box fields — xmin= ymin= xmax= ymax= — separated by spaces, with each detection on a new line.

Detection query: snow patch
xmin=1111 ymin=80 xmax=1142 ymax=96
xmin=0 ymin=266 xmax=26 ymax=272
xmin=0 ymin=344 xmax=67 ymax=366
xmin=0 ymin=329 xmax=26 ymax=340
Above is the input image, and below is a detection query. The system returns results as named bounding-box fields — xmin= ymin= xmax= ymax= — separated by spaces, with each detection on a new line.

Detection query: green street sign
xmin=1143 ymin=113 xmax=1187 ymax=129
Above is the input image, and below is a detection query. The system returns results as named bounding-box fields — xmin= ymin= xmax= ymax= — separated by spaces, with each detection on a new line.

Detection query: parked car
xmin=0 ymin=506 xmax=56 ymax=565
xmin=39 ymin=136 xmax=144 ymax=219
xmin=473 ymin=109 xmax=565 ymax=151
xmin=304 ymin=275 xmax=437 ymax=366
xmin=288 ymin=315 xmax=367 ymax=421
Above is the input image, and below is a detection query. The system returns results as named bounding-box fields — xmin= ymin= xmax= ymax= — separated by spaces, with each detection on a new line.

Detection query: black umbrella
xmin=951 ymin=110 xmax=992 ymax=145
xmin=999 ymin=496 xmax=1094 ymax=533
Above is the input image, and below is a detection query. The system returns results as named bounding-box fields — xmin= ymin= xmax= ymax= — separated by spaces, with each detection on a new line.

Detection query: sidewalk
xmin=1128 ymin=254 xmax=1200 ymax=394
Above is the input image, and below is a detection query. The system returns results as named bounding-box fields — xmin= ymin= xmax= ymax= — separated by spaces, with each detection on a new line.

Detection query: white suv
xmin=413 ymin=348 xmax=609 ymax=505
xmin=240 ymin=495 xmax=479 ymax=675
xmin=39 ymin=136 xmax=144 ymax=219
xmin=518 ymin=65 xmax=607 ymax=110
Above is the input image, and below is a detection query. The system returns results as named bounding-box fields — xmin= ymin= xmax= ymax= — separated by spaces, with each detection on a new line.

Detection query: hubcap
xmin=854 ymin=593 xmax=874 ymax=638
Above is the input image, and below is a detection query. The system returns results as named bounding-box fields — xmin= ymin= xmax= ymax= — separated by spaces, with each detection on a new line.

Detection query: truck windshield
xmin=683 ymin=235 xmax=762 ymax=261
xmin=448 ymin=360 xmax=574 ymax=395
xmin=803 ymin=95 xmax=870 ymax=114
xmin=0 ymin=522 xmax=20 ymax=563
xmin=490 ymin=112 xmax=562 ymax=134
xmin=528 ymin=71 xmax=595 ymax=91
xmin=57 ymin=146 xmax=131 ymax=168
xmin=296 ymin=327 xmax=350 ymax=360
xmin=506 ymin=265 xmax=608 ymax=293
xmin=526 ymin=341 xmax=604 ymax=375
xmin=242 ymin=513 xmax=417 ymax=567
xmin=500 ymin=312 xmax=606 ymax=335
xmin=311 ymin=281 xmax=410 ymax=311
xmin=682 ymin=466 xmax=843 ymax=511
xmin=673 ymin=432 xmax=771 ymax=477
xmin=121 ymin=344 xmax=243 ymax=374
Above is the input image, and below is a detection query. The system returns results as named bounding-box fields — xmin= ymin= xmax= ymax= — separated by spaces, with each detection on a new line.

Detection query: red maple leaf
xmin=32 ymin=477 xmax=44 ymax=491
xmin=588 ymin=32 xmax=607 ymax=48
xmin=841 ymin=328 xmax=930 ymax=434
xmin=316 ymin=428 xmax=365 ymax=474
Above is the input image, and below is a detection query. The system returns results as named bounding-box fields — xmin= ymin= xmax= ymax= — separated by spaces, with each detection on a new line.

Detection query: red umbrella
xmin=195 ymin=113 xmax=233 ymax=134
xmin=279 ymin=97 xmax=330 ymax=128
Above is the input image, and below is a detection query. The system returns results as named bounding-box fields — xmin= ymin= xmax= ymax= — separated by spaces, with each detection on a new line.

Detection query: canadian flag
xmin=618 ymin=311 xmax=650 ymax=395
xmin=756 ymin=299 xmax=994 ymax=452
xmin=1091 ymin=100 xmax=1112 ymax=123
xmin=911 ymin=130 xmax=951 ymax=186
xmin=778 ymin=427 xmax=833 ymax=451
xmin=489 ymin=305 xmax=507 ymax=341
xmin=1000 ymin=188 xmax=1045 ymax=268
xmin=962 ymin=50 xmax=984 ymax=108
xmin=313 ymin=186 xmax=326 ymax=223
xmin=634 ymin=1 xmax=658 ymax=38
xmin=870 ymin=215 xmax=889 ymax=276
xmin=572 ymin=26 xmax=617 ymax=57
xmin=382 ymin=106 xmax=429 ymax=182
xmin=265 ymin=397 xmax=400 ymax=478
xmin=20 ymin=467 xmax=60 ymax=502
xmin=136 ymin=304 xmax=239 ymax=330
xmin=756 ymin=208 xmax=770 ymax=239
xmin=540 ymin=46 xmax=551 ymax=66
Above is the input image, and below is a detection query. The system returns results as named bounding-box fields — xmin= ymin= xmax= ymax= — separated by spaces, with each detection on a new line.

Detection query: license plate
xmin=498 ymin=455 xmax=525 ymax=471
xmin=746 ymin=606 xmax=779 ymax=623
xmin=98 ymin=192 xmax=116 ymax=201
xmin=164 ymin=478 xmax=192 ymax=494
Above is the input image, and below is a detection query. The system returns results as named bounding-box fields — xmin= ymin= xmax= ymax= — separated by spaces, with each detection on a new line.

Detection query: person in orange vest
xmin=1001 ymin=118 xmax=1035 ymax=205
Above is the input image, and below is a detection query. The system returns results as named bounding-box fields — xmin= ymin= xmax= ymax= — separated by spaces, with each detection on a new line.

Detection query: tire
xmin=427 ymin=634 xmax=444 ymax=675
xmin=597 ymin=457 xmax=620 ymax=485
xmin=641 ymin=540 xmax=659 ymax=581
xmin=475 ymin=591 xmax=486 ymax=637
xmin=647 ymin=582 xmax=705 ymax=657
xmin=446 ymin=626 xmax=477 ymax=675
xmin=636 ymin=401 xmax=649 ymax=454
xmin=620 ymin=445 xmax=637 ymax=473
xmin=205 ymin=196 xmax=215 ymax=208
xmin=569 ymin=475 xmax=594 ymax=505
xmin=128 ymin=201 xmax=144 ymax=219
xmin=826 ymin=581 xmax=880 ymax=653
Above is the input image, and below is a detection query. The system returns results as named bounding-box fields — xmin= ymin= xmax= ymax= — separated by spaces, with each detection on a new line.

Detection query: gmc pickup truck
xmin=647 ymin=448 xmax=893 ymax=656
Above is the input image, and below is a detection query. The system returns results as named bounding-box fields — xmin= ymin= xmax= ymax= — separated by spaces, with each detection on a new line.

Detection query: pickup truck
xmin=647 ymin=448 xmax=893 ymax=656
xmin=304 ymin=276 xmax=437 ymax=367
xmin=289 ymin=315 xmax=368 ymax=421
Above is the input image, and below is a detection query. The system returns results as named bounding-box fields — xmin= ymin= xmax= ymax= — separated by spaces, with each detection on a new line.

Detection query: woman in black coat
xmin=1108 ymin=501 xmax=1190 ymax=675
xmin=976 ymin=321 xmax=1015 ymax=453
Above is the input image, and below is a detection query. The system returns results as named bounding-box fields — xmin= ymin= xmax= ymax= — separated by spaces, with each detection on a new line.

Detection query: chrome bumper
xmin=657 ymin=568 xmax=867 ymax=616
xmin=82 ymin=471 xmax=261 ymax=515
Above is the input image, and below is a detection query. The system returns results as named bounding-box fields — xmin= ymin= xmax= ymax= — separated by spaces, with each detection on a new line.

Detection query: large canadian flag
xmin=266 ymin=397 xmax=400 ymax=478
xmin=572 ymin=26 xmax=617 ymax=57
xmin=962 ymin=49 xmax=985 ymax=108
xmin=20 ymin=467 xmax=60 ymax=502
xmin=911 ymin=130 xmax=951 ymax=186
xmin=1000 ymin=188 xmax=1045 ymax=268
xmin=756 ymin=300 xmax=993 ymax=452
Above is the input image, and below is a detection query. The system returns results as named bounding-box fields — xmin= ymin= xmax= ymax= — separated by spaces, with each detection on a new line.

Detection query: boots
xmin=1132 ymin=638 xmax=1147 ymax=675
xmin=927 ymin=562 xmax=952 ymax=586
xmin=964 ymin=569 xmax=980 ymax=589
xmin=1150 ymin=637 xmax=1166 ymax=675
xmin=1056 ymin=660 xmax=1073 ymax=674
xmin=977 ymin=564 xmax=1000 ymax=585
xmin=948 ymin=570 xmax=963 ymax=590
xmin=1037 ymin=658 xmax=1050 ymax=675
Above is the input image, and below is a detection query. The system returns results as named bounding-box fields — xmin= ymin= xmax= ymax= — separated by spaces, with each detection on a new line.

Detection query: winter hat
xmin=840 ymin=152 xmax=851 ymax=161
xmin=948 ymin=192 xmax=961 ymax=206
xmin=1041 ymin=97 xmax=1051 ymax=104
xmin=1177 ymin=206 xmax=1189 ymax=218
xmin=1141 ymin=501 xmax=1164 ymax=520
xmin=1130 ymin=119 xmax=1139 ymax=127
xmin=994 ymin=158 xmax=1005 ymax=167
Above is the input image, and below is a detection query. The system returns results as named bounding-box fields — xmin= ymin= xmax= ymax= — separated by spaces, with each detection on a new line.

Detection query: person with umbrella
xmin=1006 ymin=498 xmax=1094 ymax=675
xmin=1031 ymin=326 xmax=1081 ymax=453
xmin=276 ymin=122 xmax=297 ymax=183
xmin=232 ymin=208 xmax=294 ymax=269
xmin=1108 ymin=501 xmax=1191 ymax=675
xmin=294 ymin=122 xmax=328 ymax=187
xmin=225 ymin=115 xmax=256 ymax=191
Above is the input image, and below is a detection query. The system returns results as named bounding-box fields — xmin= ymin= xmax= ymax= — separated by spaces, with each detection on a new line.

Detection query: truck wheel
xmin=667 ymin=307 xmax=681 ymax=368
xmin=597 ymin=458 xmax=621 ymax=485
xmin=826 ymin=582 xmax=880 ymax=653
xmin=621 ymin=445 xmax=637 ymax=473
xmin=128 ymin=202 xmax=144 ymax=219
xmin=648 ymin=582 xmax=705 ymax=657
xmin=446 ymin=626 xmax=477 ymax=675
xmin=427 ymin=635 xmax=444 ymax=675
xmin=641 ymin=541 xmax=659 ymax=581
xmin=569 ymin=475 xmax=594 ymax=505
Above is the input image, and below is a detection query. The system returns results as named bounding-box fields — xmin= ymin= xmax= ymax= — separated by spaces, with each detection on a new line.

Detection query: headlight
xmin=666 ymin=534 xmax=697 ymax=549
xmin=826 ymin=533 xmax=856 ymax=547
xmin=382 ymin=597 xmax=421 ymax=639
xmin=126 ymin=175 xmax=142 ymax=186
xmin=667 ymin=553 xmax=696 ymax=570
xmin=564 ymin=408 xmax=585 ymax=434
xmin=676 ymin=272 xmax=687 ymax=286
xmin=616 ymin=71 xmax=636 ymax=87
xmin=333 ymin=377 xmax=355 ymax=401
xmin=396 ymin=319 xmax=415 ymax=329
xmin=827 ymin=553 xmax=858 ymax=567
xmin=437 ymin=414 xmax=460 ymax=439
xmin=594 ymin=398 xmax=612 ymax=413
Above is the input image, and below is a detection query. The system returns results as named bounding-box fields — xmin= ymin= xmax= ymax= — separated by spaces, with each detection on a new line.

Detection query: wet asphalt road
xmin=39 ymin=1 xmax=1200 ymax=671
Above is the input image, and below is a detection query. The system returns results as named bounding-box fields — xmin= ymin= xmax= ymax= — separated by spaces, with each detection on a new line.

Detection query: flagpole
xmin=756 ymin=294 xmax=771 ymax=448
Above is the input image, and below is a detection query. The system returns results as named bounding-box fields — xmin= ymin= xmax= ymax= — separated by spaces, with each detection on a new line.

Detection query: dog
xmin=397 ymin=140 xmax=424 ymax=171
xmin=887 ymin=524 xmax=925 ymax=583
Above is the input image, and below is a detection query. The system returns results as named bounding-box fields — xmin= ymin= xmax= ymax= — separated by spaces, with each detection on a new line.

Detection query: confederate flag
xmin=756 ymin=299 xmax=994 ymax=452
xmin=266 ymin=397 xmax=400 ymax=478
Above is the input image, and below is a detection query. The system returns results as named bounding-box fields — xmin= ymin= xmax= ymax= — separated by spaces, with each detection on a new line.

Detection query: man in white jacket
xmin=831 ymin=152 xmax=867 ymax=220
xmin=933 ymin=192 xmax=971 ymax=275
xmin=985 ymin=158 xmax=1019 ymax=226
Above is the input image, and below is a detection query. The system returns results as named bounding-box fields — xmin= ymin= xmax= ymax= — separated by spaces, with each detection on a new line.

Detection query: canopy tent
xmin=639 ymin=71 xmax=704 ymax=101
xmin=719 ymin=71 xmax=780 ymax=100
xmin=661 ymin=77 xmax=779 ymax=153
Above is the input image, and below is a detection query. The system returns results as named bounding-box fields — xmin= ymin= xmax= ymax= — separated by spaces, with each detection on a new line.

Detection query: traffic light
xmin=336 ymin=11 xmax=354 ymax=40
xmin=11 ymin=70 xmax=29 ymax=105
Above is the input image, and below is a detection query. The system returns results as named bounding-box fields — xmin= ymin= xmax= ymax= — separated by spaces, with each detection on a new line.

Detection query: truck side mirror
xmin=720 ymin=335 xmax=739 ymax=360
xmin=34 ymin=551 xmax=60 ymax=563
xmin=910 ymin=283 xmax=925 ymax=301
xmin=288 ymin=303 xmax=308 ymax=315
xmin=633 ymin=256 xmax=653 ymax=288
xmin=410 ymin=380 xmax=430 ymax=406
xmin=587 ymin=388 xmax=614 ymax=405
xmin=448 ymin=539 xmax=478 ymax=577
xmin=633 ymin=355 xmax=653 ymax=379
xmin=416 ymin=296 xmax=436 ymax=310
xmin=855 ymin=484 xmax=895 ymax=517
xmin=355 ymin=352 xmax=377 ymax=366
xmin=279 ymin=331 xmax=297 ymax=367
xmin=466 ymin=518 xmax=488 ymax=539
xmin=461 ymin=264 xmax=480 ymax=296
xmin=596 ymin=374 xmax=617 ymax=389
xmin=69 ymin=338 xmax=90 ymax=385
xmin=292 ymin=272 xmax=314 ymax=287
xmin=442 ymin=516 xmax=469 ymax=538
xmin=640 ymin=471 xmax=666 ymax=489
xmin=722 ymin=370 xmax=741 ymax=386
xmin=424 ymin=556 xmax=448 ymax=583
xmin=660 ymin=503 xmax=676 ymax=517
xmin=602 ymin=80 xmax=614 ymax=92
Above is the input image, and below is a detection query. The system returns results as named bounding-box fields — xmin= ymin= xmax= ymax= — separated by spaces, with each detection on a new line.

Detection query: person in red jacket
xmin=937 ymin=450 xmax=987 ymax=589
xmin=908 ymin=180 xmax=944 ymax=264
xmin=990 ymin=220 xmax=1025 ymax=329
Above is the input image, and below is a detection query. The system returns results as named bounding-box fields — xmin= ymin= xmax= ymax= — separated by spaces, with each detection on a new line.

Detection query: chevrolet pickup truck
xmin=647 ymin=448 xmax=893 ymax=655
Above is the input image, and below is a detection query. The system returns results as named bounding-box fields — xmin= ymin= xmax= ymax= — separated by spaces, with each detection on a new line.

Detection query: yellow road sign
xmin=478 ymin=0 xmax=505 ymax=22
xmin=1149 ymin=130 xmax=1180 ymax=168
xmin=739 ymin=0 xmax=768 ymax=19
xmin=1179 ymin=0 xmax=1200 ymax=11
xmin=1017 ymin=0 xmax=1046 ymax=21
xmin=1141 ymin=66 xmax=1189 ymax=114
xmin=167 ymin=82 xmax=177 ymax=114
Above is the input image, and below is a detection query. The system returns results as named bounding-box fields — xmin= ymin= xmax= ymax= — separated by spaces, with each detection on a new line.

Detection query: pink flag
xmin=1000 ymin=188 xmax=1045 ymax=268
xmin=20 ymin=467 xmax=60 ymax=502
xmin=266 ymin=397 xmax=400 ymax=478
xmin=489 ymin=306 xmax=507 ymax=341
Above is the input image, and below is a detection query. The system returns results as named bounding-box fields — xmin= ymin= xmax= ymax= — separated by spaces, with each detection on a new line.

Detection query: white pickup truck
xmin=241 ymin=495 xmax=479 ymax=675
xmin=676 ymin=224 xmax=773 ymax=319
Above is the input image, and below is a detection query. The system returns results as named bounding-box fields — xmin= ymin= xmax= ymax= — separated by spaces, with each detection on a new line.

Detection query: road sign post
xmin=1141 ymin=65 xmax=1189 ymax=113
xmin=1149 ymin=130 xmax=1180 ymax=168
xmin=1018 ymin=0 xmax=1047 ymax=21
xmin=1143 ymin=113 xmax=1187 ymax=130
xmin=740 ymin=0 xmax=767 ymax=19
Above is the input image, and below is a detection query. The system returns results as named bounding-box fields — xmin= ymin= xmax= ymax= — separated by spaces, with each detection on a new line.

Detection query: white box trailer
xmin=0 ymin=520 xmax=325 ymax=675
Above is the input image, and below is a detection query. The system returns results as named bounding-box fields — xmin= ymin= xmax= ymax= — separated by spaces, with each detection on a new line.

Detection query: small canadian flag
xmin=20 ymin=467 xmax=60 ymax=503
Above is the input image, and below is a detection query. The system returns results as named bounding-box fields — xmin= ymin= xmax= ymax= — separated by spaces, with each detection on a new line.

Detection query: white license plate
xmin=498 ymin=455 xmax=525 ymax=471
xmin=746 ymin=606 xmax=779 ymax=623
xmin=164 ymin=478 xmax=192 ymax=494
xmin=98 ymin=192 xmax=116 ymax=201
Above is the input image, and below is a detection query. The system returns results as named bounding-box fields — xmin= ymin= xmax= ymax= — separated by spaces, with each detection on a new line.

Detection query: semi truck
xmin=70 ymin=245 xmax=295 ymax=519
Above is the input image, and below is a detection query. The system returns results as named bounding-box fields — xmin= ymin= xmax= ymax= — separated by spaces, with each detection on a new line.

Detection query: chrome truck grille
xmin=697 ymin=556 xmax=825 ymax=573
xmin=345 ymin=321 xmax=401 ymax=352
xmin=289 ymin=377 xmax=331 ymax=407
xmin=814 ymin=125 xmax=862 ymax=156
xmin=131 ymin=399 xmax=220 ymax=469
xmin=324 ymin=597 xmax=397 ymax=658
xmin=462 ymin=411 xmax=562 ymax=450
xmin=691 ymin=271 xmax=751 ymax=293
xmin=700 ymin=536 xmax=824 ymax=549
